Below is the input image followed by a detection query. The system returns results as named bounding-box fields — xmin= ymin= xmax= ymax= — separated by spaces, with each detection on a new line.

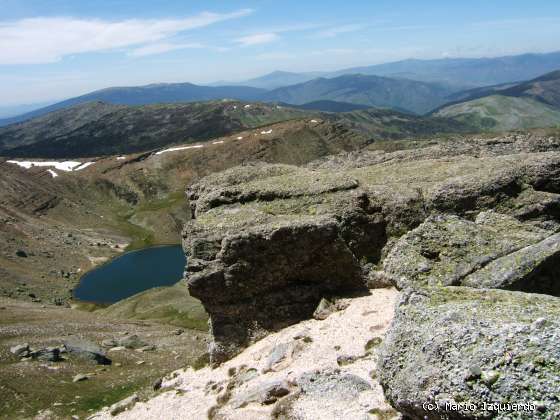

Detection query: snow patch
xmin=155 ymin=145 xmax=204 ymax=155
xmin=310 ymin=119 xmax=318 ymax=123
xmin=212 ymin=141 xmax=224 ymax=145
xmin=6 ymin=160 xmax=93 ymax=172
xmin=236 ymin=136 xmax=244 ymax=140
xmin=261 ymin=129 xmax=273 ymax=135
xmin=116 ymin=156 xmax=126 ymax=161
xmin=74 ymin=162 xmax=95 ymax=171
xmin=47 ymin=169 xmax=58 ymax=178
xmin=244 ymin=104 xmax=251 ymax=109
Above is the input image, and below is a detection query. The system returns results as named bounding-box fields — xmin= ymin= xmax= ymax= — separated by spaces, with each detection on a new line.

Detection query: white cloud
xmin=313 ymin=24 xmax=365 ymax=38
xmin=235 ymin=32 xmax=278 ymax=46
xmin=255 ymin=52 xmax=296 ymax=61
xmin=310 ymin=48 xmax=357 ymax=56
xmin=129 ymin=42 xmax=204 ymax=57
xmin=0 ymin=9 xmax=253 ymax=65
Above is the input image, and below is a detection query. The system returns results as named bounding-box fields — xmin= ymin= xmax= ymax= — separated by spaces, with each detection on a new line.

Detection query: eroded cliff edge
xmin=180 ymin=134 xmax=560 ymax=417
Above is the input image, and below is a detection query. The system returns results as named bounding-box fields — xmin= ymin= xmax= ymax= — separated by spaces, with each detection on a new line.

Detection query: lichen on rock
xmin=183 ymin=135 xmax=560 ymax=364
xmin=378 ymin=287 xmax=560 ymax=419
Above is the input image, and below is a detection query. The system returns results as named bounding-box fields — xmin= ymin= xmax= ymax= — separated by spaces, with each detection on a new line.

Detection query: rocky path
xmin=92 ymin=288 xmax=399 ymax=420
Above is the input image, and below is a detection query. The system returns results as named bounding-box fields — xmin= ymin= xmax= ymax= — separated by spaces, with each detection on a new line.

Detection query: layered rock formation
xmin=183 ymin=134 xmax=560 ymax=365
xmin=173 ymin=133 xmax=560 ymax=418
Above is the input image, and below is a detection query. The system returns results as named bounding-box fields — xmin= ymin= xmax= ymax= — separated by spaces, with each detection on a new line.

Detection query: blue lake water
xmin=74 ymin=245 xmax=186 ymax=304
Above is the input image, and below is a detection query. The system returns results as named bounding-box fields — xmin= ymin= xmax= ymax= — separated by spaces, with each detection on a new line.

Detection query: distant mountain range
xmin=328 ymin=52 xmax=560 ymax=88
xmin=0 ymin=75 xmax=452 ymax=125
xmin=260 ymin=74 xmax=454 ymax=114
xmin=0 ymin=84 xmax=266 ymax=127
xmin=2 ymin=51 xmax=560 ymax=127
xmin=3 ymin=67 xmax=560 ymax=158
xmin=212 ymin=71 xmax=322 ymax=89
xmin=230 ymin=51 xmax=560 ymax=89
xmin=434 ymin=70 xmax=560 ymax=131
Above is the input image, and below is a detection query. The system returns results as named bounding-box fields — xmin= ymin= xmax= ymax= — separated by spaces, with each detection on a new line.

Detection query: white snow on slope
xmin=261 ymin=129 xmax=273 ymax=134
xmin=212 ymin=140 xmax=224 ymax=145
xmin=155 ymin=145 xmax=204 ymax=155
xmin=116 ymin=156 xmax=126 ymax=161
xmin=46 ymin=169 xmax=58 ymax=178
xmin=7 ymin=160 xmax=94 ymax=172
xmin=237 ymin=136 xmax=243 ymax=140
xmin=74 ymin=162 xmax=95 ymax=171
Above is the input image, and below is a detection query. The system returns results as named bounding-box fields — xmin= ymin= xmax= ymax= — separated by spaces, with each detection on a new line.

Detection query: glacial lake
xmin=74 ymin=245 xmax=186 ymax=304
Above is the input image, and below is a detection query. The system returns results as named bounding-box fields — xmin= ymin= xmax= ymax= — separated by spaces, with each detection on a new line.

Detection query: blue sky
xmin=1 ymin=0 xmax=560 ymax=105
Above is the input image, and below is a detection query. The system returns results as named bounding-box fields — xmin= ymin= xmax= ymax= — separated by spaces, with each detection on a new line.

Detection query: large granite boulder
xmin=63 ymin=338 xmax=111 ymax=365
xmin=378 ymin=287 xmax=560 ymax=419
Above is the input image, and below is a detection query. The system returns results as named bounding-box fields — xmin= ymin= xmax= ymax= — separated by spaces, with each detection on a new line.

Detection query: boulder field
xmin=100 ymin=134 xmax=560 ymax=419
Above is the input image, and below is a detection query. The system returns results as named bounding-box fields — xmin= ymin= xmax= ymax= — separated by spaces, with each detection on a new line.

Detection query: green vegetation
xmin=331 ymin=108 xmax=475 ymax=139
xmin=435 ymin=95 xmax=560 ymax=131
xmin=434 ymin=70 xmax=560 ymax=131
xmin=114 ymin=210 xmax=156 ymax=251
xmin=99 ymin=283 xmax=208 ymax=331
xmin=135 ymin=191 xmax=185 ymax=213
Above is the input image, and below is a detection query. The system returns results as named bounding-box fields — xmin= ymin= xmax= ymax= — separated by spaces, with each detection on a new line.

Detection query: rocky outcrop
xmin=95 ymin=133 xmax=560 ymax=419
xmin=183 ymin=134 xmax=560 ymax=363
xmin=379 ymin=287 xmax=560 ymax=419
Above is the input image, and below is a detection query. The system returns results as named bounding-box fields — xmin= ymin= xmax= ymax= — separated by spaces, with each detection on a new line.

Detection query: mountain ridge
xmin=0 ymin=83 xmax=266 ymax=127
xmin=0 ymin=100 xmax=475 ymax=159
xmin=433 ymin=69 xmax=560 ymax=130
xmin=4 ymin=51 xmax=560 ymax=127
xmin=259 ymin=74 xmax=456 ymax=114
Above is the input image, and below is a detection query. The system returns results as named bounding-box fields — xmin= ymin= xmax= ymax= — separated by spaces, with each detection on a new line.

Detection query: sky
xmin=1 ymin=0 xmax=560 ymax=105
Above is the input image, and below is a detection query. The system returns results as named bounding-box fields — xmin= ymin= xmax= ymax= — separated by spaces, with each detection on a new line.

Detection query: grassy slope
xmin=434 ymin=95 xmax=560 ymax=131
xmin=331 ymin=108 xmax=474 ymax=139
xmin=98 ymin=282 xmax=208 ymax=331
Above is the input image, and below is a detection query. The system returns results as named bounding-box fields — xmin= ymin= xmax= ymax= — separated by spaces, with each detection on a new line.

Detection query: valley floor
xmin=0 ymin=296 xmax=208 ymax=419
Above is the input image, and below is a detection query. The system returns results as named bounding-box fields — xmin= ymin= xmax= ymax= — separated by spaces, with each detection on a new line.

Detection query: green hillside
xmin=434 ymin=95 xmax=560 ymax=131
xmin=0 ymin=101 xmax=306 ymax=158
xmin=260 ymin=74 xmax=455 ymax=114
